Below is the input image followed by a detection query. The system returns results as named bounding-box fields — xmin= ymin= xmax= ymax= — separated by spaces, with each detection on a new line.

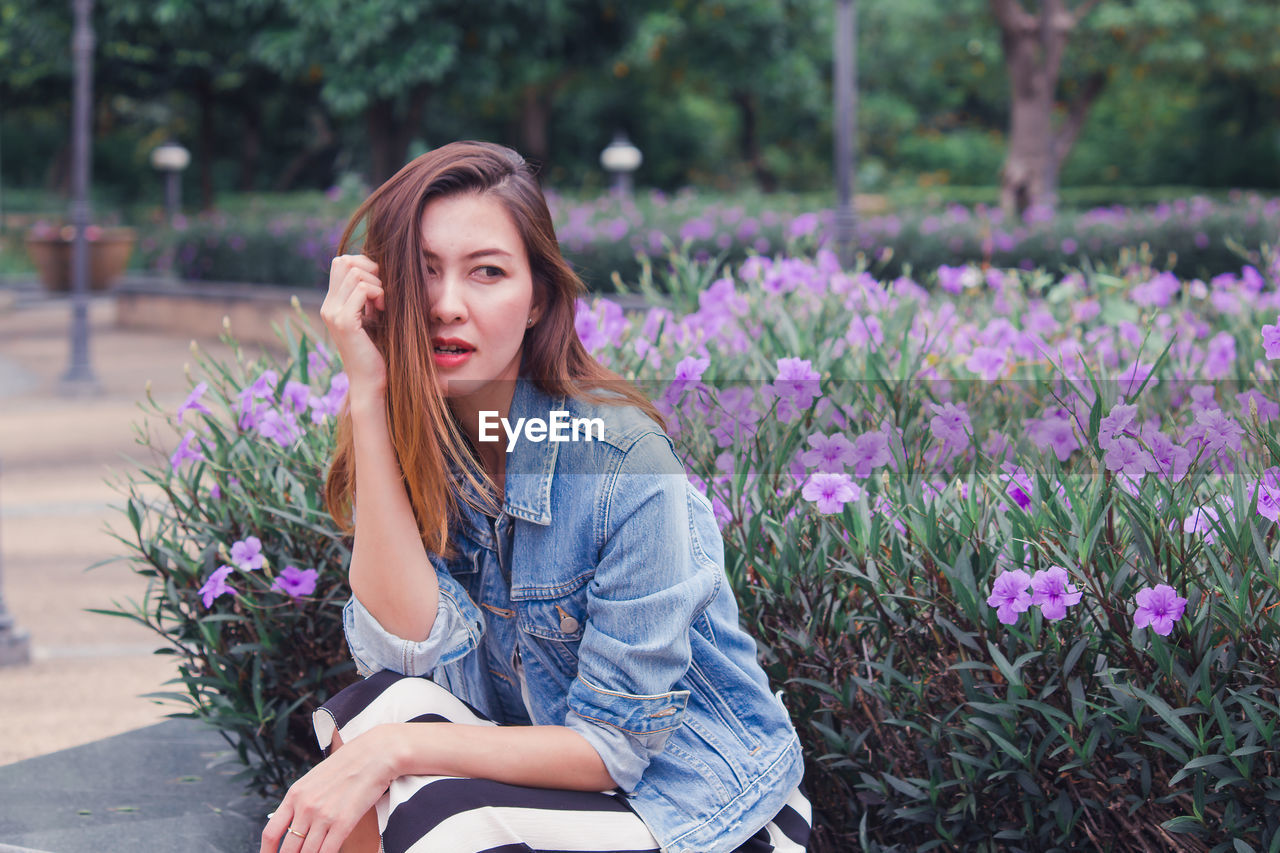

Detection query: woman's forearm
xmin=383 ymin=722 xmax=618 ymax=792
xmin=347 ymin=389 xmax=440 ymax=642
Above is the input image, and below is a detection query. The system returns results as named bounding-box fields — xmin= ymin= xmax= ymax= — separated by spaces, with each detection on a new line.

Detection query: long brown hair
xmin=324 ymin=140 xmax=664 ymax=558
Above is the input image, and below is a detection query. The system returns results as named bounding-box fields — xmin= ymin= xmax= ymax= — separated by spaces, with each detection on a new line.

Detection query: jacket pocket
xmin=512 ymin=578 xmax=589 ymax=671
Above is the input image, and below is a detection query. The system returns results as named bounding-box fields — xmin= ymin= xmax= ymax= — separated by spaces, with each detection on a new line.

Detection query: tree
xmin=625 ymin=0 xmax=830 ymax=190
xmin=989 ymin=0 xmax=1280 ymax=216
xmin=989 ymin=0 xmax=1106 ymax=216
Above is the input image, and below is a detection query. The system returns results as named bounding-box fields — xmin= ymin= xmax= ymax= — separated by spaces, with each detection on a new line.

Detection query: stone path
xmin=0 ymin=284 xmax=287 ymax=849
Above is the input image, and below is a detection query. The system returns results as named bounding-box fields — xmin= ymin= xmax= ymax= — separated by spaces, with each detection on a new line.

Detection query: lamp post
xmin=833 ymin=0 xmax=858 ymax=270
xmin=61 ymin=0 xmax=99 ymax=395
xmin=150 ymin=140 xmax=190 ymax=225
xmin=0 ymin=459 xmax=31 ymax=667
xmin=600 ymin=132 xmax=642 ymax=198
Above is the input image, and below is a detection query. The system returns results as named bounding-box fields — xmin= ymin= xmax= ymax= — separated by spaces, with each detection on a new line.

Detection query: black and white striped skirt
xmin=313 ymin=670 xmax=813 ymax=853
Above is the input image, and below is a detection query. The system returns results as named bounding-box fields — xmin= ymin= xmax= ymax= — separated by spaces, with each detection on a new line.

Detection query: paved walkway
xmin=0 ymin=282 xmax=286 ymax=849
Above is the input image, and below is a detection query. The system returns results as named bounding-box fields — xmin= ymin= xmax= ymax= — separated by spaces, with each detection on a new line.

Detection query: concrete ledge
xmin=114 ymin=276 xmax=322 ymax=349
xmin=0 ymin=718 xmax=273 ymax=853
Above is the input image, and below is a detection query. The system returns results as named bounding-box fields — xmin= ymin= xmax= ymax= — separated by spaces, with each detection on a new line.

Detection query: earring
xmin=526 ymin=317 xmax=534 ymax=327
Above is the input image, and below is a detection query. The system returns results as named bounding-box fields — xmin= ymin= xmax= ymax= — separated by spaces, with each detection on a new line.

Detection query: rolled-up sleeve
xmin=565 ymin=432 xmax=721 ymax=791
xmin=343 ymin=553 xmax=484 ymax=678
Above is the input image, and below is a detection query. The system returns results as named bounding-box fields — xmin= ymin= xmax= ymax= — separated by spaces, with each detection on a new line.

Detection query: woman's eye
xmin=476 ymin=266 xmax=505 ymax=279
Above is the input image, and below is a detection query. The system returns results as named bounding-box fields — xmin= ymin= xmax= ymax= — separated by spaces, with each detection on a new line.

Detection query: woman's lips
xmin=432 ymin=349 xmax=472 ymax=368
xmin=431 ymin=338 xmax=474 ymax=368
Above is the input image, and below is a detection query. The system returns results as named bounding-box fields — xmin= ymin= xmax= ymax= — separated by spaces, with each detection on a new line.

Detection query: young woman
xmin=260 ymin=141 xmax=810 ymax=853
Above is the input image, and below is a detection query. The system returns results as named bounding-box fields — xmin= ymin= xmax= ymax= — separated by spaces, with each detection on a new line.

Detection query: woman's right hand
xmin=321 ymin=254 xmax=388 ymax=396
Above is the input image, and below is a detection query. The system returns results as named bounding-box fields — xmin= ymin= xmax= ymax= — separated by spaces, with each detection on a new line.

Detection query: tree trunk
xmin=991 ymin=0 xmax=1103 ymax=218
xmin=365 ymin=83 xmax=431 ymax=185
xmin=519 ymin=85 xmax=551 ymax=167
xmin=274 ymin=109 xmax=336 ymax=191
xmin=733 ymin=90 xmax=777 ymax=192
xmin=197 ymin=77 xmax=215 ymax=211
xmin=237 ymin=100 xmax=262 ymax=192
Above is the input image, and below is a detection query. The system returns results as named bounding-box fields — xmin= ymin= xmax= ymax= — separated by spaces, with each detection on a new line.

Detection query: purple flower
xmin=797 ymin=433 xmax=854 ymax=474
xmin=177 ymin=382 xmax=212 ymax=425
xmin=986 ymin=570 xmax=1032 ymax=625
xmin=257 ymin=408 xmax=303 ymax=447
xmin=708 ymin=386 xmax=762 ymax=448
xmin=673 ymin=355 xmax=710 ymax=383
xmin=1030 ymin=566 xmax=1083 ymax=621
xmin=1098 ymin=403 xmax=1139 ymax=450
xmin=1182 ymin=504 xmax=1222 ymax=542
xmin=198 ymin=565 xmax=237 ymax=608
xmin=770 ymin=358 xmax=822 ymax=422
xmin=1263 ymin=319 xmax=1280 ymax=360
xmin=209 ymin=483 xmax=222 ymax=500
xmin=966 ymin=346 xmax=1007 ymax=381
xmin=282 ymin=380 xmax=311 ymax=414
xmin=272 ymin=565 xmax=319 ymax=599
xmin=929 ymin=402 xmax=973 ymax=449
xmin=801 ymin=471 xmax=860 ymax=514
xmin=850 ymin=431 xmax=893 ymax=478
xmin=1148 ymin=432 xmax=1192 ymax=481
xmin=230 ymin=536 xmax=265 ymax=571
xmin=1237 ymin=389 xmax=1279 ymax=423
xmin=1133 ymin=584 xmax=1188 ymax=636
xmin=308 ymin=342 xmax=332 ymax=375
xmin=169 ymin=430 xmax=205 ymax=472
xmin=1193 ymin=409 xmax=1245 ymax=454
xmin=1027 ymin=415 xmax=1080 ymax=462
xmin=309 ymin=372 xmax=349 ymax=423
xmin=247 ymin=369 xmax=279 ymax=399
xmin=1104 ymin=437 xmax=1157 ymax=481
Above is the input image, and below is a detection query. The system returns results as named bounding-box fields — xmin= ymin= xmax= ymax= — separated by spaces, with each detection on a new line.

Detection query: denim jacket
xmin=342 ymin=377 xmax=805 ymax=853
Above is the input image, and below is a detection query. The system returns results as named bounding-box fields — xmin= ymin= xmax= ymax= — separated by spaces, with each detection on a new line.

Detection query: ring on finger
xmin=287 ymin=826 xmax=307 ymax=839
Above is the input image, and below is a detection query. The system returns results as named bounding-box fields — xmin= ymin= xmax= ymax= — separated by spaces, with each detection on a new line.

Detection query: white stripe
xmin=315 ymin=676 xmax=498 ymax=751
xmin=399 ymin=799 xmax=661 ymax=853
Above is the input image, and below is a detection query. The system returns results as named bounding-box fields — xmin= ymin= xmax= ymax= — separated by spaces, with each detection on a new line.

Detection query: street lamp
xmin=61 ymin=0 xmax=99 ymax=395
xmin=832 ymin=0 xmax=858 ymax=270
xmin=150 ymin=140 xmax=190 ymax=224
xmin=600 ymin=132 xmax=642 ymax=198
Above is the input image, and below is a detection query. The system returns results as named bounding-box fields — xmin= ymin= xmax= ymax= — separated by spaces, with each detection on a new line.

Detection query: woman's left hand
xmin=259 ymin=724 xmax=400 ymax=853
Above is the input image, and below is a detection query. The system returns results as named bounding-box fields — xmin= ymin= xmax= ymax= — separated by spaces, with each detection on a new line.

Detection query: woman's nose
xmin=429 ymin=274 xmax=467 ymax=325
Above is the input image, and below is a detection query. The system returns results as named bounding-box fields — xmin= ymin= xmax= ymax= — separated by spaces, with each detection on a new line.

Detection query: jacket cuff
xmin=565 ymin=675 xmax=690 ymax=791
xmin=342 ymin=582 xmax=483 ymax=678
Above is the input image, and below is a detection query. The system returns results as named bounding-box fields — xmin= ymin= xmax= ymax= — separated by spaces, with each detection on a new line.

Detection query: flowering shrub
xmin=106 ymin=241 xmax=1280 ymax=849
xmin=574 ymin=247 xmax=1280 ymax=851
xmin=135 ymin=191 xmax=1280 ymax=290
xmin=103 ymin=318 xmax=358 ymax=796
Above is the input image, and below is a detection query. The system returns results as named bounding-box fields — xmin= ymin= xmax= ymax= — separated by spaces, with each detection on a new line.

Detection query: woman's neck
xmin=449 ymin=382 xmax=517 ymax=502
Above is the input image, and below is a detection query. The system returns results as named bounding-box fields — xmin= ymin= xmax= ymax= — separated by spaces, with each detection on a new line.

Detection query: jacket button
xmin=560 ymin=615 xmax=580 ymax=634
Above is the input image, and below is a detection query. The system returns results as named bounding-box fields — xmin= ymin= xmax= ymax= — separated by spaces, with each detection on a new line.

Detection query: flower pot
xmin=24 ymin=226 xmax=137 ymax=292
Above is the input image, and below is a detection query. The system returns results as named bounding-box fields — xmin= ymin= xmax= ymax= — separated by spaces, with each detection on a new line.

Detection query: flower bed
xmin=136 ymin=192 xmax=1280 ymax=292
xmin=107 ymin=246 xmax=1280 ymax=851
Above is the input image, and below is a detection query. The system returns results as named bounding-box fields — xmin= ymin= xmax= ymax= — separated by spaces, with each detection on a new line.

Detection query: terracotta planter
xmin=24 ymin=226 xmax=137 ymax=292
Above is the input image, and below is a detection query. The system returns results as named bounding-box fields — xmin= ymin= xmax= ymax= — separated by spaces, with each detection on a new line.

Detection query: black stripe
xmin=731 ymin=825 xmax=774 ymax=853
xmin=474 ymin=846 xmax=531 ymax=853
xmin=383 ymin=778 xmax=633 ymax=853
xmin=320 ymin=669 xmax=405 ymax=728
xmin=407 ymin=713 xmax=452 ymax=724
xmin=769 ymin=804 xmax=812 ymax=847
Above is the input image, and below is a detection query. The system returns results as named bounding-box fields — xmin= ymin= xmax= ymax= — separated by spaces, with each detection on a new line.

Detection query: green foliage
xmin=591 ymin=242 xmax=1280 ymax=850
xmin=99 ymin=316 xmax=358 ymax=796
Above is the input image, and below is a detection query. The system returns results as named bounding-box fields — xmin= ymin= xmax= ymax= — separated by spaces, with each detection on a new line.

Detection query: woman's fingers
xmin=260 ymin=803 xmax=294 ymax=852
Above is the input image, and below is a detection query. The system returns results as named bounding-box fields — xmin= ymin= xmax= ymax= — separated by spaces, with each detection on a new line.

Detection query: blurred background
xmin=1 ymin=0 xmax=1277 ymax=292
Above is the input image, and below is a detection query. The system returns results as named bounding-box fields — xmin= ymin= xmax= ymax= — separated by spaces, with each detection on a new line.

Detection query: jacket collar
xmin=451 ymin=376 xmax=560 ymax=545
xmin=500 ymin=376 xmax=561 ymax=526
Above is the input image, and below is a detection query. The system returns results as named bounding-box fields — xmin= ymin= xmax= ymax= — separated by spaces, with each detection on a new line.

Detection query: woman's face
xmin=420 ymin=192 xmax=539 ymax=404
